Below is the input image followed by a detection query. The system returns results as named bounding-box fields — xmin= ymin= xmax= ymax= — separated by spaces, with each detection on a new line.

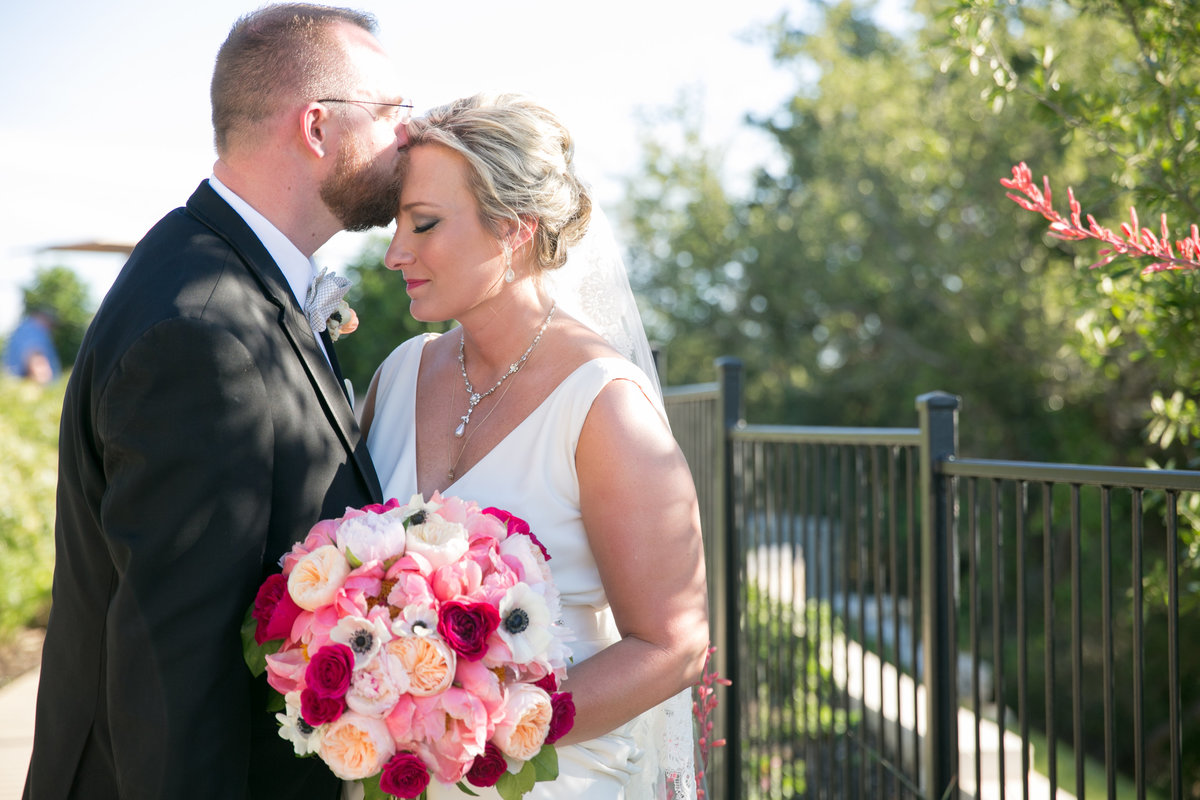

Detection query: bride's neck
xmin=458 ymin=285 xmax=554 ymax=376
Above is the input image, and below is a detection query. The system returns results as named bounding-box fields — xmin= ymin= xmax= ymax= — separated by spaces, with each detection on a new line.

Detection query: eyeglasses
xmin=318 ymin=98 xmax=413 ymax=124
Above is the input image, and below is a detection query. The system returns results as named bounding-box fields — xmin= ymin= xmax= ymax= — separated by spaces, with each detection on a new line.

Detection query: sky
xmin=0 ymin=0 xmax=914 ymax=333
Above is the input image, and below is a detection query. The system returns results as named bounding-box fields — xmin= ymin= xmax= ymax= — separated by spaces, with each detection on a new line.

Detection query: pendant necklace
xmin=446 ymin=369 xmax=518 ymax=481
xmin=454 ymin=302 xmax=556 ymax=439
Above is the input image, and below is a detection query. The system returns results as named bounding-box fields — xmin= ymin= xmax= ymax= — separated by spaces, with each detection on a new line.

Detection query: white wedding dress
xmin=360 ymin=332 xmax=696 ymax=800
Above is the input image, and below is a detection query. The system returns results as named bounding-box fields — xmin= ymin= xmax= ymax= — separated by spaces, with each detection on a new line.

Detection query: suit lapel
xmin=184 ymin=182 xmax=383 ymax=502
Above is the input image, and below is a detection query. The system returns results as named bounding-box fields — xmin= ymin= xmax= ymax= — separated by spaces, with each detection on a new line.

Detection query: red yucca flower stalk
xmin=692 ymin=645 xmax=730 ymax=799
xmin=1001 ymin=161 xmax=1200 ymax=273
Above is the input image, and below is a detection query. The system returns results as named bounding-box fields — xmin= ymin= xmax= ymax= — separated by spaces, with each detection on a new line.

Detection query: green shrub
xmin=0 ymin=374 xmax=64 ymax=638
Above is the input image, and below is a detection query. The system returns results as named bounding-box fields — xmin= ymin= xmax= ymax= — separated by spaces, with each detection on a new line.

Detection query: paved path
xmin=0 ymin=668 xmax=36 ymax=799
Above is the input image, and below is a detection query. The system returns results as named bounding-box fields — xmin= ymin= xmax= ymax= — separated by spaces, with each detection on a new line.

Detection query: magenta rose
xmin=545 ymin=691 xmax=576 ymax=744
xmin=305 ymin=643 xmax=354 ymax=699
xmin=483 ymin=508 xmax=550 ymax=561
xmin=362 ymin=498 xmax=402 ymax=515
xmin=300 ymin=687 xmax=344 ymax=725
xmin=252 ymin=574 xmax=302 ymax=644
xmin=437 ymin=600 xmax=500 ymax=662
xmin=379 ymin=751 xmax=431 ymax=799
xmin=482 ymin=508 xmax=529 ymax=535
xmin=465 ymin=742 xmax=508 ymax=788
xmin=533 ymin=673 xmax=558 ymax=693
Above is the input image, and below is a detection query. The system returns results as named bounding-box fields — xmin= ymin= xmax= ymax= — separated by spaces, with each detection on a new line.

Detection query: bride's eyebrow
xmin=400 ymin=200 xmax=439 ymax=212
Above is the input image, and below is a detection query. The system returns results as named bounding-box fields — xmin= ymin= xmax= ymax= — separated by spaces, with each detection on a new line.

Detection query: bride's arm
xmin=557 ymin=378 xmax=710 ymax=745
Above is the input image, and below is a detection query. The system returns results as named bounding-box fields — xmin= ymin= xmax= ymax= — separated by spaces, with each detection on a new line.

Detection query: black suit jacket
xmin=24 ymin=182 xmax=383 ymax=800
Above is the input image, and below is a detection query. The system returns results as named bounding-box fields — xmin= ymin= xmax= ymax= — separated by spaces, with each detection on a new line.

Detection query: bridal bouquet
xmin=242 ymin=494 xmax=576 ymax=799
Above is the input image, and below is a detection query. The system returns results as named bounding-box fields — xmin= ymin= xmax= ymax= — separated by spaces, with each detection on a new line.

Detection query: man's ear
xmin=301 ymin=102 xmax=334 ymax=158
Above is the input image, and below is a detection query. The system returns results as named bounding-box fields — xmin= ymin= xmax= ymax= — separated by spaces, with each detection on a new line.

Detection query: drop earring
xmin=503 ymin=243 xmax=515 ymax=283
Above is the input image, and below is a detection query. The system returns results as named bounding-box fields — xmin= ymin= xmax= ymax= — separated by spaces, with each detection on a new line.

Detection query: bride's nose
xmin=384 ymin=233 xmax=414 ymax=271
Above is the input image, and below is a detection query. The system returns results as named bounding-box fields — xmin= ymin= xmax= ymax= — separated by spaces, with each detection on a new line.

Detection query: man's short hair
xmin=210 ymin=4 xmax=377 ymax=153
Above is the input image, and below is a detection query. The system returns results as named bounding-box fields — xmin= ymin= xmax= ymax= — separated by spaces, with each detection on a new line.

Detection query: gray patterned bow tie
xmin=304 ymin=267 xmax=351 ymax=334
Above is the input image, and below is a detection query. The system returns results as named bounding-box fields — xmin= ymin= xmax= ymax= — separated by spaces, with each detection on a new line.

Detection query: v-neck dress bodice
xmin=363 ymin=333 xmax=679 ymax=799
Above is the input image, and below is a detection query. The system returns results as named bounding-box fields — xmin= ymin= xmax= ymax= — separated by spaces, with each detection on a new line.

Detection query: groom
xmin=23 ymin=5 xmax=403 ymax=799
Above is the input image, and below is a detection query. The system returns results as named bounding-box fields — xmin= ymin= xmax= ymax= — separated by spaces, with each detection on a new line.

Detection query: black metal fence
xmin=664 ymin=359 xmax=1200 ymax=800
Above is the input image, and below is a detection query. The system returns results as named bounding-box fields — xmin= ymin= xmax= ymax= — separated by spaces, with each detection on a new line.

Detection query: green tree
xmin=627 ymin=1 xmax=1123 ymax=462
xmin=19 ymin=265 xmax=93 ymax=371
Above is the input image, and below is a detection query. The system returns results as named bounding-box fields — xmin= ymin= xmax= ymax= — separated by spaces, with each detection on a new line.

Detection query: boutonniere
xmin=305 ymin=268 xmax=358 ymax=341
xmin=326 ymin=300 xmax=358 ymax=341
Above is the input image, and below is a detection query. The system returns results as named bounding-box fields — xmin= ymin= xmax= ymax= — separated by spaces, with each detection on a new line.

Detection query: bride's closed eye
xmin=413 ymin=219 xmax=439 ymax=234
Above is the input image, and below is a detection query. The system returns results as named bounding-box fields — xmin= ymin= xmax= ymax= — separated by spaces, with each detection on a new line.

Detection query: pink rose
xmin=453 ymin=659 xmax=504 ymax=710
xmin=492 ymin=684 xmax=553 ymax=761
xmin=437 ymin=601 xmax=500 ymax=662
xmin=253 ymin=574 xmax=303 ymax=644
xmin=281 ymin=518 xmax=341 ymax=573
xmin=301 ymin=687 xmax=344 ymax=726
xmin=431 ymin=558 xmax=483 ymax=601
xmin=466 ymin=742 xmax=507 ymax=788
xmin=384 ymin=693 xmax=420 ymax=744
xmin=346 ymin=654 xmax=403 ymax=718
xmin=412 ymin=688 xmax=491 ymax=784
xmin=306 ymin=644 xmax=354 ymax=699
xmin=379 ymin=751 xmax=431 ymax=799
xmin=319 ymin=712 xmax=395 ymax=780
xmin=546 ymin=691 xmax=575 ymax=744
xmin=264 ymin=648 xmax=308 ymax=696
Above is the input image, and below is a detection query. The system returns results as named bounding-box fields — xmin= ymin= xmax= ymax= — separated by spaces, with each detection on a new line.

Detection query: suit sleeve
xmin=95 ymin=317 xmax=274 ymax=799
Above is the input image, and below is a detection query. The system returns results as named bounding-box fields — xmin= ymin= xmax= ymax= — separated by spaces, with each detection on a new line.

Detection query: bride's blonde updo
xmin=402 ymin=93 xmax=592 ymax=274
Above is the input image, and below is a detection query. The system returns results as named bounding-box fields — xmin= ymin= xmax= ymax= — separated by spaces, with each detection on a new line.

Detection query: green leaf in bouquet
xmin=240 ymin=604 xmax=282 ymax=676
xmin=455 ymin=780 xmax=480 ymax=796
xmin=359 ymin=774 xmax=390 ymax=800
xmin=362 ymin=776 xmax=391 ymax=800
xmin=345 ymin=545 xmax=363 ymax=568
xmin=265 ymin=689 xmax=286 ymax=714
xmin=495 ymin=759 xmax=537 ymax=800
xmin=530 ymin=744 xmax=559 ymax=781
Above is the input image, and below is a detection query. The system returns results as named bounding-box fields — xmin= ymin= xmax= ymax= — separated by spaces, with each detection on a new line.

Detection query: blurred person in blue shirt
xmin=3 ymin=306 xmax=61 ymax=383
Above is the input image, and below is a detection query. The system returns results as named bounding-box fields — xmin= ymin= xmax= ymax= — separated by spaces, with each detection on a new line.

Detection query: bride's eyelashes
xmin=413 ymin=218 xmax=439 ymax=234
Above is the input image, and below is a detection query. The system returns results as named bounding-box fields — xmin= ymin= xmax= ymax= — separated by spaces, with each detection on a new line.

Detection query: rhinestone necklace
xmin=454 ymin=302 xmax=556 ymax=438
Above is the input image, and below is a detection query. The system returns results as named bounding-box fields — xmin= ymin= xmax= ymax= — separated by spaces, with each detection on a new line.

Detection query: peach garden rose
xmin=320 ymin=712 xmax=396 ymax=780
xmin=492 ymin=683 xmax=553 ymax=762
xmin=288 ymin=544 xmax=350 ymax=611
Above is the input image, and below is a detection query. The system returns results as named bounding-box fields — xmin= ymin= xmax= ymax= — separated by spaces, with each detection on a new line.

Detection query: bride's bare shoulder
xmin=548 ymin=311 xmax=621 ymax=368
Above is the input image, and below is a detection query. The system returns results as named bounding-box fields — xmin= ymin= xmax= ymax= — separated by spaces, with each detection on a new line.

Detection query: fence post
xmin=716 ymin=357 xmax=744 ymax=800
xmin=917 ymin=391 xmax=960 ymax=800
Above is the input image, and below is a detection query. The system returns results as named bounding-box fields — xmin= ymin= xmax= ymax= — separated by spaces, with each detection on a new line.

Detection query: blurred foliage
xmin=19 ymin=264 xmax=94 ymax=370
xmin=0 ymin=375 xmax=63 ymax=639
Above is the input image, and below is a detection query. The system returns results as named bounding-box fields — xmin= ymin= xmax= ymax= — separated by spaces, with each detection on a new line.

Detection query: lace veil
xmin=542 ymin=205 xmax=696 ymax=800
xmin=540 ymin=205 xmax=661 ymax=399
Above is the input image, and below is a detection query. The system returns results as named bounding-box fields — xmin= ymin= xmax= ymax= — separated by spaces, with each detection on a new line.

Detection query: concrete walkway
xmin=0 ymin=668 xmax=36 ymax=799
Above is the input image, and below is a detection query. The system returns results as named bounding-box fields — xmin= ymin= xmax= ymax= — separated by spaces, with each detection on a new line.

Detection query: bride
xmin=357 ymin=93 xmax=710 ymax=799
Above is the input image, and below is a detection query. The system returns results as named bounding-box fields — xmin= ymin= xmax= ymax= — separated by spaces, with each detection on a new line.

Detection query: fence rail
xmin=664 ymin=359 xmax=1199 ymax=800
